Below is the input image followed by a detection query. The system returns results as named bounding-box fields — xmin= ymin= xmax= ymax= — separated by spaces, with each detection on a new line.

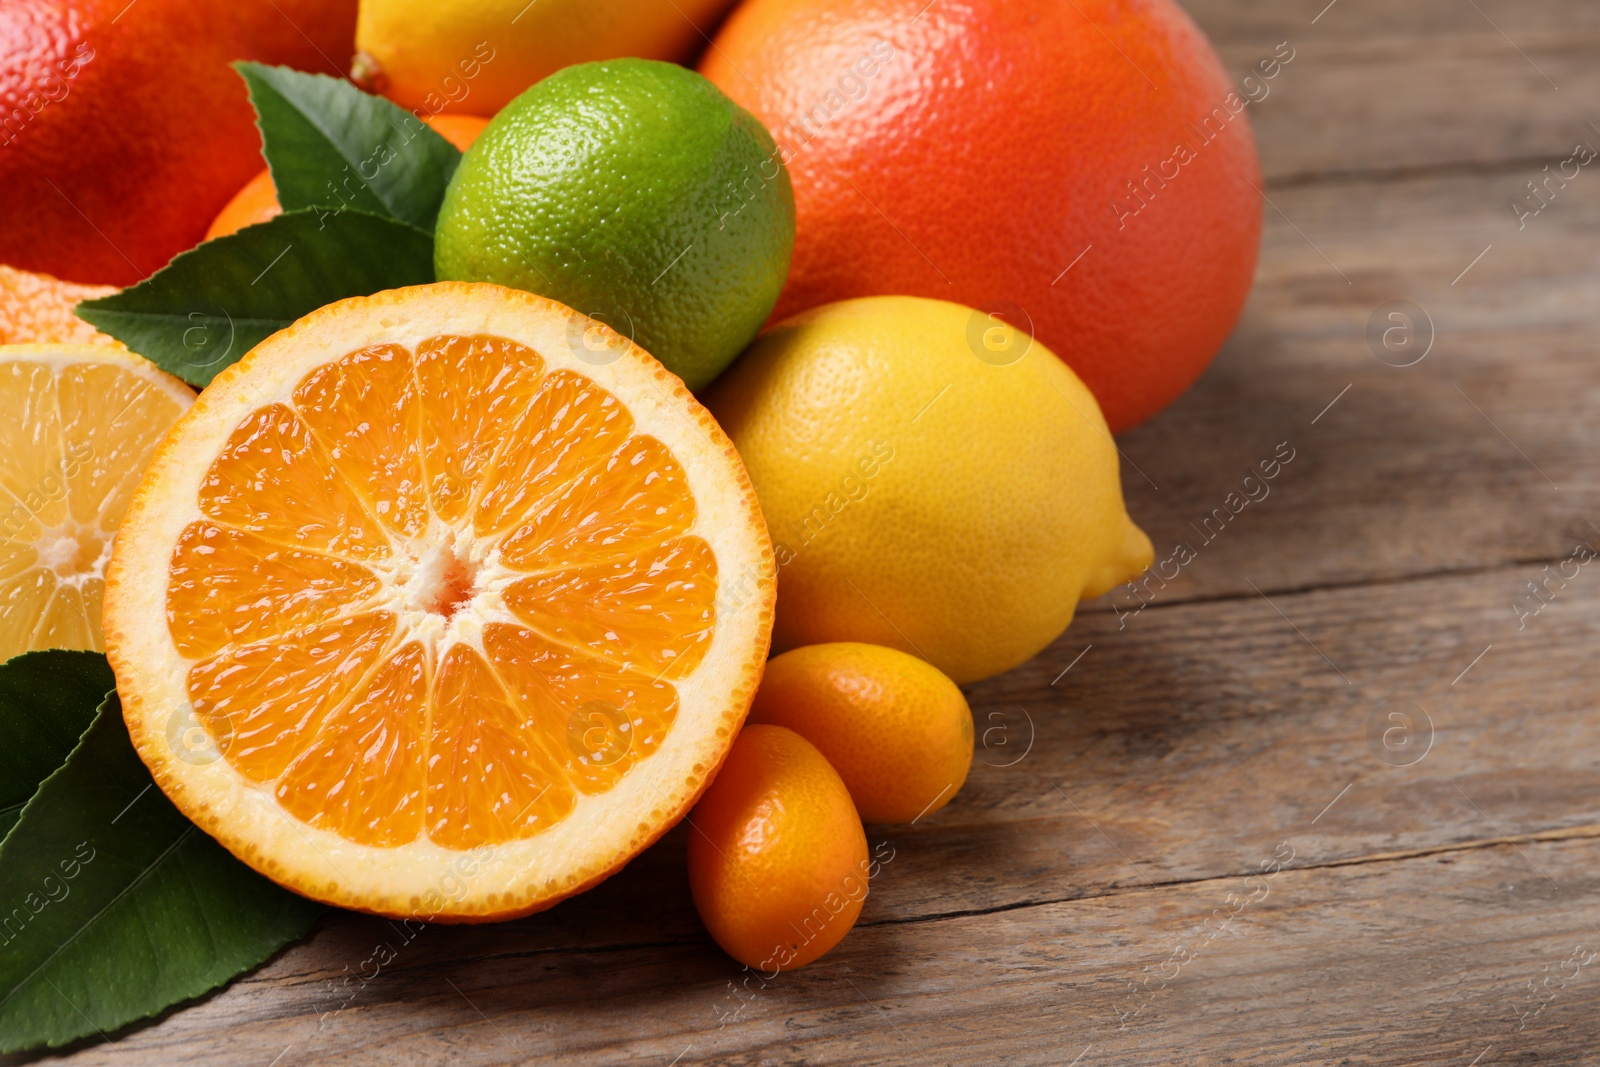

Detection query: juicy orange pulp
xmin=0 ymin=347 xmax=190 ymax=660
xmin=165 ymin=333 xmax=719 ymax=850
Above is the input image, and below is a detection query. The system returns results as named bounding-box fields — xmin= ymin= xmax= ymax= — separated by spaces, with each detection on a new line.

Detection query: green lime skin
xmin=433 ymin=59 xmax=795 ymax=391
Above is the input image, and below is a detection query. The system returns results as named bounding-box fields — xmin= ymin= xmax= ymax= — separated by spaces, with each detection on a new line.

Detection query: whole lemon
xmin=704 ymin=296 xmax=1153 ymax=683
xmin=749 ymin=643 xmax=973 ymax=824
xmin=353 ymin=0 xmax=740 ymax=117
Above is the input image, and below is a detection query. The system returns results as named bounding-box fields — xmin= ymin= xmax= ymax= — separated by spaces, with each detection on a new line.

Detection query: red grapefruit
xmin=701 ymin=0 xmax=1262 ymax=431
xmin=0 ymin=0 xmax=358 ymax=286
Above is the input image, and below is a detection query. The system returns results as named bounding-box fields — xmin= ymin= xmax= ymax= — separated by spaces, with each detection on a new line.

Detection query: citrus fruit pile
xmin=0 ymin=0 xmax=1256 ymax=1038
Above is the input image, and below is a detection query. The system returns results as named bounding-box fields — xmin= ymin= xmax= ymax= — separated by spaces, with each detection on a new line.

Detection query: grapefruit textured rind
xmin=700 ymin=0 xmax=1262 ymax=432
xmin=0 ymin=0 xmax=357 ymax=285
xmin=104 ymin=282 xmax=776 ymax=922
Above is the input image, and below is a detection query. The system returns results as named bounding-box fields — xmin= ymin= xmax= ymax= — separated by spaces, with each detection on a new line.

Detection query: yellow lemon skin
xmin=704 ymin=296 xmax=1154 ymax=684
xmin=748 ymin=643 xmax=973 ymax=825
xmin=353 ymin=0 xmax=742 ymax=116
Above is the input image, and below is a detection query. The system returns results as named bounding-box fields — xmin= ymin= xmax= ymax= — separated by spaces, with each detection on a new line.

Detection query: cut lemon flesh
xmin=0 ymin=344 xmax=192 ymax=662
xmin=105 ymin=283 xmax=774 ymax=921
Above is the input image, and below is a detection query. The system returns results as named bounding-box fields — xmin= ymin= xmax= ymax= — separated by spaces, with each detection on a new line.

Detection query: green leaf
xmin=237 ymin=61 xmax=462 ymax=231
xmin=0 ymin=694 xmax=323 ymax=1052
xmin=0 ymin=651 xmax=114 ymax=840
xmin=76 ymin=209 xmax=435 ymax=387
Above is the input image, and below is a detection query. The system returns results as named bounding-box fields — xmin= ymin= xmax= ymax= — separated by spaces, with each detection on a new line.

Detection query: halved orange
xmin=0 ymin=344 xmax=193 ymax=662
xmin=105 ymin=282 xmax=775 ymax=920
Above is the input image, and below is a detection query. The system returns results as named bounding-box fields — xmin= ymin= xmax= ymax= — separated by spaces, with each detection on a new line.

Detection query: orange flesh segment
xmin=427 ymin=644 xmax=578 ymax=849
xmin=414 ymin=333 xmax=547 ymax=526
xmin=473 ymin=369 xmax=635 ymax=536
xmin=166 ymin=523 xmax=382 ymax=660
xmin=187 ymin=612 xmax=398 ymax=783
xmin=500 ymin=536 xmax=718 ymax=680
xmin=483 ymin=624 xmax=679 ymax=797
xmin=166 ymin=335 xmax=717 ymax=849
xmin=292 ymin=344 xmax=429 ymax=538
xmin=276 ymin=640 xmax=431 ymax=847
xmin=197 ymin=404 xmax=392 ymax=561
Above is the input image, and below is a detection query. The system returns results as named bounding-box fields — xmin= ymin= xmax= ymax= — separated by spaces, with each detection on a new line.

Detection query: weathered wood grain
xmin=1093 ymin=0 xmax=1600 ymax=606
xmin=1194 ymin=0 xmax=1600 ymax=182
xmin=1104 ymin=167 xmax=1600 ymax=606
xmin=32 ymin=837 xmax=1600 ymax=1065
xmin=14 ymin=548 xmax=1600 ymax=1066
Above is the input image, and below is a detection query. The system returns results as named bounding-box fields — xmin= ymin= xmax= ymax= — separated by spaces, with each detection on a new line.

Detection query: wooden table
xmin=23 ymin=1 xmax=1600 ymax=1063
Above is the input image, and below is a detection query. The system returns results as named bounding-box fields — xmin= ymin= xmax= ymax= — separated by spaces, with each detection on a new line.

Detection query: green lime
xmin=433 ymin=59 xmax=795 ymax=391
